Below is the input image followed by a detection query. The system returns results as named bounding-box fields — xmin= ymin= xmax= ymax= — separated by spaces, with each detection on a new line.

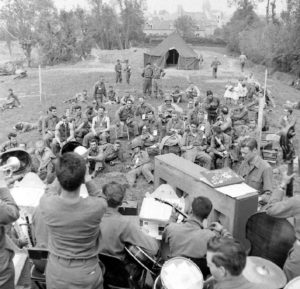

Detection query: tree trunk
xmin=266 ymin=0 xmax=270 ymax=23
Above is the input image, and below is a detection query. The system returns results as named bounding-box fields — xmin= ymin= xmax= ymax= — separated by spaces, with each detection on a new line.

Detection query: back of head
xmin=192 ymin=196 xmax=212 ymax=220
xmin=55 ymin=152 xmax=86 ymax=191
xmin=207 ymin=237 xmax=246 ymax=276
xmin=103 ymin=182 xmax=126 ymax=208
xmin=240 ymin=138 xmax=257 ymax=151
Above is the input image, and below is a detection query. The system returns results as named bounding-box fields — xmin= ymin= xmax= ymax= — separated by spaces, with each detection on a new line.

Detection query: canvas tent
xmin=144 ymin=32 xmax=200 ymax=70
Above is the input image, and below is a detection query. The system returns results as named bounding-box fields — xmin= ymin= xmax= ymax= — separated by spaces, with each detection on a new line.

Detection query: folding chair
xmin=28 ymin=248 xmax=49 ymax=289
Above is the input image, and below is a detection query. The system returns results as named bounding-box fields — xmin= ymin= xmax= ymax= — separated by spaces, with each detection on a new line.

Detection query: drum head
xmin=61 ymin=141 xmax=81 ymax=154
xmin=284 ymin=277 xmax=300 ymax=289
xmin=161 ymin=257 xmax=203 ymax=289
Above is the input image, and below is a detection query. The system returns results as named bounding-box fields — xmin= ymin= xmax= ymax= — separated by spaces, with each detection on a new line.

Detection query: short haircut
xmin=190 ymin=121 xmax=198 ymax=127
xmin=74 ymin=105 xmax=81 ymax=110
xmin=207 ymin=237 xmax=247 ymax=276
xmin=114 ymin=140 xmax=121 ymax=145
xmin=98 ymin=105 xmax=106 ymax=111
xmin=55 ymin=152 xmax=86 ymax=191
xmin=240 ymin=138 xmax=257 ymax=151
xmin=8 ymin=88 xmax=13 ymax=92
xmin=102 ymin=182 xmax=126 ymax=208
xmin=207 ymin=90 xmax=213 ymax=96
xmin=61 ymin=115 xmax=67 ymax=119
xmin=127 ymin=99 xmax=133 ymax=104
xmin=192 ymin=196 xmax=212 ymax=220
xmin=49 ymin=106 xmax=57 ymax=112
xmin=8 ymin=132 xmax=17 ymax=139
xmin=89 ymin=138 xmax=98 ymax=144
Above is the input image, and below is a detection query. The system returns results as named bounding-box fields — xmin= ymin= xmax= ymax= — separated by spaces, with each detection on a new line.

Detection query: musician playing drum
xmin=206 ymin=237 xmax=264 ymax=289
xmin=99 ymin=181 xmax=159 ymax=259
xmin=0 ymin=166 xmax=20 ymax=289
xmin=266 ymin=172 xmax=300 ymax=281
xmin=162 ymin=196 xmax=231 ymax=261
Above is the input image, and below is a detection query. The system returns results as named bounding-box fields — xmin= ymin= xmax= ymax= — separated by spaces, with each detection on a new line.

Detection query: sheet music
xmin=139 ymin=197 xmax=173 ymax=223
xmin=216 ymin=183 xmax=257 ymax=198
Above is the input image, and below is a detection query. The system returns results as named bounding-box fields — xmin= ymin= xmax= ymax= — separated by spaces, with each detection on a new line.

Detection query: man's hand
xmin=209 ymin=222 xmax=224 ymax=232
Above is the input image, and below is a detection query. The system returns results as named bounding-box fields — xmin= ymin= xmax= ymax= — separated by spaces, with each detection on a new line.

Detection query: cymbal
xmin=243 ymin=256 xmax=287 ymax=289
xmin=284 ymin=276 xmax=300 ymax=289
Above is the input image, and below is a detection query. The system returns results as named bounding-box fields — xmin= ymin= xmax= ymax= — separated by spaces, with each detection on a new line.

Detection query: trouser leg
xmin=153 ymin=80 xmax=158 ymax=97
xmin=126 ymin=73 xmax=130 ymax=84
xmin=0 ymin=250 xmax=15 ymax=289
xmin=126 ymin=167 xmax=142 ymax=186
xmin=141 ymin=163 xmax=154 ymax=183
xmin=196 ymin=151 xmax=212 ymax=169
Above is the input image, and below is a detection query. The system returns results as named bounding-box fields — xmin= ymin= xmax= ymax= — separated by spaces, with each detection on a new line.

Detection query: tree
xmin=0 ymin=0 xmax=56 ymax=66
xmin=117 ymin=0 xmax=145 ymax=49
xmin=227 ymin=0 xmax=263 ymax=9
xmin=174 ymin=15 xmax=197 ymax=38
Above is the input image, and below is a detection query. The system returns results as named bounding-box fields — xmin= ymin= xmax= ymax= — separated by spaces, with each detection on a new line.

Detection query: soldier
xmin=204 ymin=90 xmax=220 ymax=124
xmin=239 ymin=52 xmax=247 ymax=72
xmin=116 ymin=99 xmax=138 ymax=138
xmin=142 ymin=62 xmax=153 ymax=97
xmin=135 ymin=95 xmax=155 ymax=133
xmin=105 ymin=85 xmax=119 ymax=104
xmin=124 ymin=59 xmax=131 ymax=84
xmin=171 ymin=85 xmax=184 ymax=104
xmin=152 ymin=63 xmax=165 ymax=98
xmin=115 ymin=59 xmax=122 ymax=83
xmin=0 ymin=133 xmax=19 ymax=153
xmin=93 ymin=76 xmax=107 ymax=105
xmin=51 ymin=115 xmax=75 ymax=155
xmin=43 ymin=106 xmax=60 ymax=148
xmin=180 ymin=122 xmax=212 ymax=169
xmin=211 ymin=56 xmax=221 ymax=79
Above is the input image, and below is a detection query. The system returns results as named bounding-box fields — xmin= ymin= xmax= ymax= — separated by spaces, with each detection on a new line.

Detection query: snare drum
xmin=284 ymin=276 xmax=300 ymax=289
xmin=160 ymin=257 xmax=203 ymax=289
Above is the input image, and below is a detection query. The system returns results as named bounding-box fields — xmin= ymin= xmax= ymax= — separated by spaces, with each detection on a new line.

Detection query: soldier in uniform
xmin=93 ymin=77 xmax=107 ymax=105
xmin=116 ymin=99 xmax=138 ymax=138
xmin=142 ymin=62 xmax=153 ymax=97
xmin=0 ymin=133 xmax=19 ymax=153
xmin=115 ymin=59 xmax=122 ymax=83
xmin=211 ymin=56 xmax=221 ymax=79
xmin=152 ymin=63 xmax=165 ymax=98
xmin=124 ymin=60 xmax=131 ymax=84
xmin=135 ymin=95 xmax=155 ymax=133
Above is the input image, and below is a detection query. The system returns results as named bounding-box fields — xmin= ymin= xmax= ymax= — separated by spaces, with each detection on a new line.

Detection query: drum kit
xmin=150 ymin=255 xmax=290 ymax=289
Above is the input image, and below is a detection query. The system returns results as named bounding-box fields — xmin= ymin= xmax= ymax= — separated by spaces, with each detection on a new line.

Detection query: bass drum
xmin=0 ymin=148 xmax=32 ymax=176
xmin=61 ymin=141 xmax=82 ymax=154
xmin=284 ymin=277 xmax=300 ymax=289
xmin=161 ymin=257 xmax=203 ymax=289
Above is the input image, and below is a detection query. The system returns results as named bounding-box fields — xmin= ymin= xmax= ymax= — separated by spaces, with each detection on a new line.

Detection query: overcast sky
xmin=54 ymin=0 xmax=287 ymax=15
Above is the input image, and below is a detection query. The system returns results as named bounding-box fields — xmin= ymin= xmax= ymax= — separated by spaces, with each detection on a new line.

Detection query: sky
xmin=54 ymin=0 xmax=287 ymax=15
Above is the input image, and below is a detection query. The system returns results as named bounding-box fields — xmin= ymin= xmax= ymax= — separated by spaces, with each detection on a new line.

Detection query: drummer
xmin=265 ymin=171 xmax=300 ymax=281
xmin=162 ymin=196 xmax=231 ymax=260
xmin=206 ymin=237 xmax=264 ymax=289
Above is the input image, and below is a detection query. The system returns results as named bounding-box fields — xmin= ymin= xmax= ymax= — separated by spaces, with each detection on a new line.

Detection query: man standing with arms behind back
xmin=0 ymin=167 xmax=20 ymax=289
xmin=142 ymin=62 xmax=153 ymax=97
xmin=211 ymin=57 xmax=221 ymax=79
xmin=115 ymin=59 xmax=122 ymax=84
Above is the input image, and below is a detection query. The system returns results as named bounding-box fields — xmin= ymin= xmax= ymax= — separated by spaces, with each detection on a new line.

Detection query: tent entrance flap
xmin=166 ymin=49 xmax=179 ymax=66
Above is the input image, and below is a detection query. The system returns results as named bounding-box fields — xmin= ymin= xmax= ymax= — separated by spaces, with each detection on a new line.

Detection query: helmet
xmin=8 ymin=132 xmax=17 ymax=139
xmin=164 ymin=95 xmax=172 ymax=102
xmin=131 ymin=139 xmax=142 ymax=149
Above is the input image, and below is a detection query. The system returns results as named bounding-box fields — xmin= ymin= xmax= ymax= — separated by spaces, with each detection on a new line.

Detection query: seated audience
xmin=180 ymin=122 xmax=212 ymax=169
xmin=83 ymin=106 xmax=110 ymax=147
xmin=0 ymin=132 xmax=19 ymax=152
xmin=126 ymin=139 xmax=154 ymax=187
xmin=171 ymin=85 xmax=184 ymax=103
xmin=208 ymin=126 xmax=231 ymax=168
xmin=115 ymin=99 xmax=138 ymax=138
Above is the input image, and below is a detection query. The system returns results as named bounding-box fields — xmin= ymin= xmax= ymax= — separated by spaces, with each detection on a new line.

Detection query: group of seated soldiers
xmin=0 ymin=76 xmax=276 ymax=188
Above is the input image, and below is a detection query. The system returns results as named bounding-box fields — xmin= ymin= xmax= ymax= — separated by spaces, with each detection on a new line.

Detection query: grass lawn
xmin=1 ymin=44 xmax=300 ymax=203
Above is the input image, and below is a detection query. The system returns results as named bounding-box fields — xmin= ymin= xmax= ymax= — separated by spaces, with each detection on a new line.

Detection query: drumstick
xmin=154 ymin=197 xmax=189 ymax=219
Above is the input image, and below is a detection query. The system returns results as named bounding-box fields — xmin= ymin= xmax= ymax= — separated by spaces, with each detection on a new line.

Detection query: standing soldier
xmin=152 ymin=63 xmax=165 ymax=98
xmin=115 ymin=59 xmax=122 ymax=84
xmin=93 ymin=76 xmax=107 ymax=105
xmin=239 ymin=52 xmax=247 ymax=73
xmin=142 ymin=62 xmax=153 ymax=97
xmin=211 ymin=56 xmax=221 ymax=79
xmin=124 ymin=59 xmax=131 ymax=85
